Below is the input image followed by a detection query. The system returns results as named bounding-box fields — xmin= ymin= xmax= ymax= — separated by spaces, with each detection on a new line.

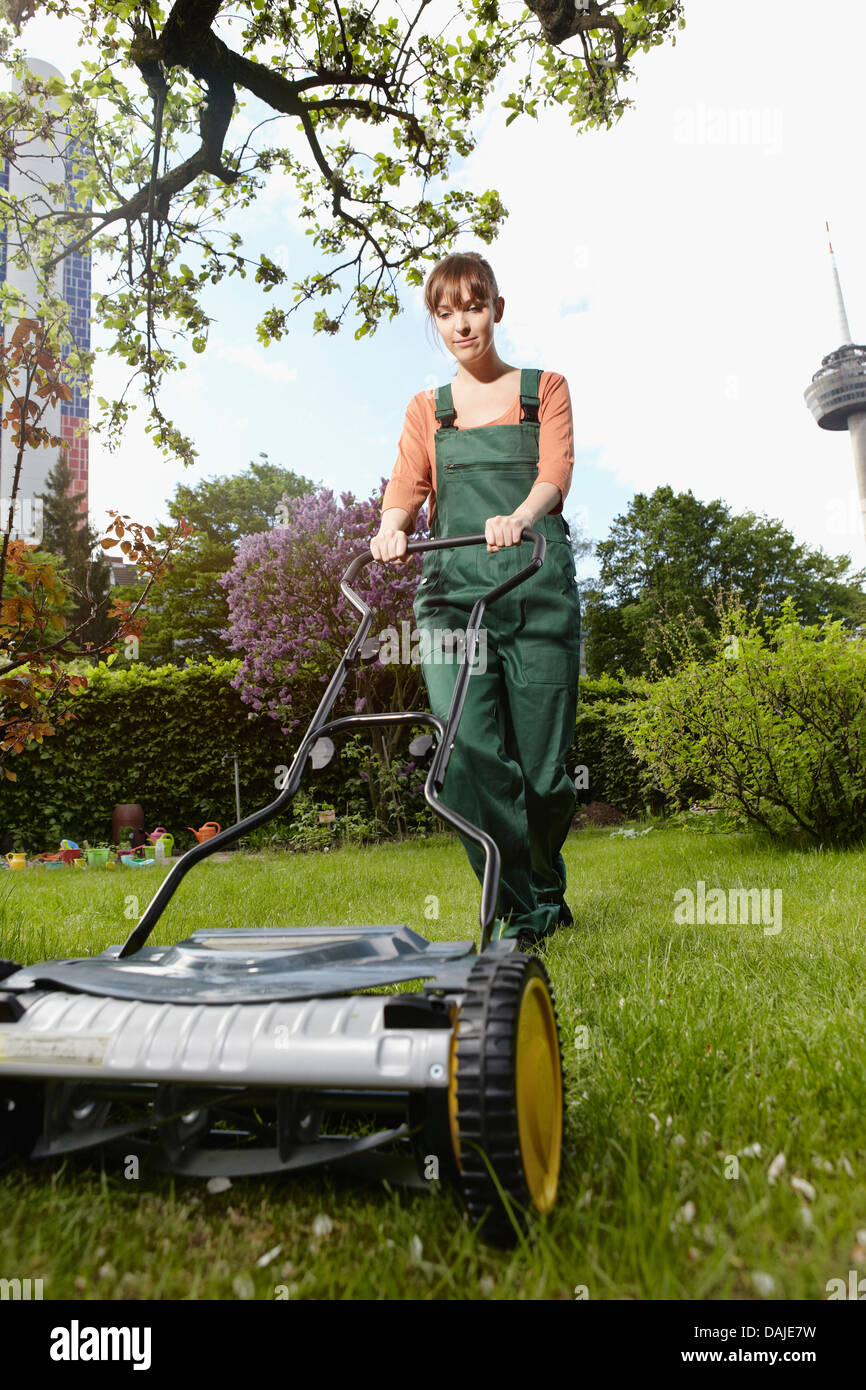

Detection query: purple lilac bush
xmin=220 ymin=482 xmax=428 ymax=733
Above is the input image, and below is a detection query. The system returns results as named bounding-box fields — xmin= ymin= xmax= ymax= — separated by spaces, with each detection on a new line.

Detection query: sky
xmin=13 ymin=0 xmax=866 ymax=584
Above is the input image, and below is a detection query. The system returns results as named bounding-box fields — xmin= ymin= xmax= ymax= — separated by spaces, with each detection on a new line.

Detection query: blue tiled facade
xmin=61 ymin=143 xmax=91 ymax=418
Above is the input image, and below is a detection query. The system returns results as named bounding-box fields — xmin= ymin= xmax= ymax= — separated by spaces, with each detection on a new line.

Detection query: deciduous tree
xmin=582 ymin=486 xmax=866 ymax=677
xmin=0 ymin=1 xmax=685 ymax=461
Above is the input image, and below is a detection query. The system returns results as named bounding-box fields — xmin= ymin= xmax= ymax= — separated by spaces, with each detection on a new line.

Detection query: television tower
xmin=803 ymin=223 xmax=866 ymax=547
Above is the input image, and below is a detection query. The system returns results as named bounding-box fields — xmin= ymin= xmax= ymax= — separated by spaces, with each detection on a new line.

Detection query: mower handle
xmin=342 ymin=528 xmax=546 ymax=590
xmin=119 ymin=529 xmax=546 ymax=958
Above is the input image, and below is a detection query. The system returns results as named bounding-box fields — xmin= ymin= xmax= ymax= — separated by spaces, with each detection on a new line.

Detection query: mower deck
xmin=0 ymin=925 xmax=480 ymax=1006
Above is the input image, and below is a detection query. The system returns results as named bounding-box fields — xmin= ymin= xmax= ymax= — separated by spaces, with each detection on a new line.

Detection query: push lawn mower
xmin=0 ymin=532 xmax=565 ymax=1245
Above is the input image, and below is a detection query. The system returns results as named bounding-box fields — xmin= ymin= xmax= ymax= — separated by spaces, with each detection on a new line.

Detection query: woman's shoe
xmin=516 ymin=927 xmax=549 ymax=954
xmin=556 ymin=897 xmax=574 ymax=929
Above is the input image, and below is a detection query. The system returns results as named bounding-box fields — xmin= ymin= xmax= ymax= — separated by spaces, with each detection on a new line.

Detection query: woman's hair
xmin=424 ymin=251 xmax=499 ymax=320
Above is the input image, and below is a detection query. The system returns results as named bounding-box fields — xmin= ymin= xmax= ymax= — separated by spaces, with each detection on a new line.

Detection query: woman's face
xmin=433 ymin=280 xmax=503 ymax=364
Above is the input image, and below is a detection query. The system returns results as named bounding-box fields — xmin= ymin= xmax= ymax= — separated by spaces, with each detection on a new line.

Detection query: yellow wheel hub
xmin=515 ymin=976 xmax=562 ymax=1213
xmin=446 ymin=1020 xmax=462 ymax=1170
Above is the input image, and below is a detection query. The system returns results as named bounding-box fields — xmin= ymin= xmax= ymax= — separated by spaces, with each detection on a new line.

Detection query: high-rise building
xmin=803 ymin=224 xmax=866 ymax=548
xmin=0 ymin=56 xmax=91 ymax=545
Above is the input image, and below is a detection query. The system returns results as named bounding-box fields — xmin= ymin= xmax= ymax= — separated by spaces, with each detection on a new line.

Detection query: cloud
xmin=213 ymin=342 xmax=298 ymax=384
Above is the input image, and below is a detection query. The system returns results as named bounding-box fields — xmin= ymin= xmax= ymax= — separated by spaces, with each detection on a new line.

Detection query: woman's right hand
xmin=370 ymin=526 xmax=409 ymax=565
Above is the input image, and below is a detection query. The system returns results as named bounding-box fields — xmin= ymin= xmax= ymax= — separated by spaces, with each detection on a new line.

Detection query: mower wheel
xmin=449 ymin=951 xmax=564 ymax=1245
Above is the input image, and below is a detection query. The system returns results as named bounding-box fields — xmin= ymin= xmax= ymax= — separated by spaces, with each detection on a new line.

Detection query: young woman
xmin=370 ymin=251 xmax=581 ymax=948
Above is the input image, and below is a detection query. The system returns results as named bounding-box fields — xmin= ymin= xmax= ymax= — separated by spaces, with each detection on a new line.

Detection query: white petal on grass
xmin=740 ymin=1142 xmax=762 ymax=1158
xmin=410 ymin=1235 xmax=423 ymax=1261
xmin=673 ymin=1201 xmax=696 ymax=1226
xmin=751 ymin=1271 xmax=775 ymax=1297
xmin=232 ymin=1273 xmax=255 ymax=1300
xmin=799 ymin=1207 xmax=814 ymax=1230
xmin=206 ymin=1176 xmax=232 ymax=1194
xmin=767 ymin=1152 xmax=786 ymax=1185
xmin=256 ymin=1245 xmax=283 ymax=1268
xmin=857 ymin=1229 xmax=866 ymax=1246
xmin=648 ymin=1113 xmax=662 ymax=1133
xmin=312 ymin=1214 xmax=333 ymax=1238
xmin=840 ymin=1156 xmax=855 ymax=1177
xmin=790 ymin=1176 xmax=816 ymax=1202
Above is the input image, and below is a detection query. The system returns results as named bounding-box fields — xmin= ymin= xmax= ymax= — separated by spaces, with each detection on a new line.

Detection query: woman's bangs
xmin=427 ymin=260 xmax=491 ymax=313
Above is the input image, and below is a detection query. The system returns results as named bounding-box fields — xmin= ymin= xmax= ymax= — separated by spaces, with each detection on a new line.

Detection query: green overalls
xmin=413 ymin=368 xmax=582 ymax=938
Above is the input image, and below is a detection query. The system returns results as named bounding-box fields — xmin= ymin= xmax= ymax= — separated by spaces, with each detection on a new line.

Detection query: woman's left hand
xmin=484 ymin=512 xmax=532 ymax=553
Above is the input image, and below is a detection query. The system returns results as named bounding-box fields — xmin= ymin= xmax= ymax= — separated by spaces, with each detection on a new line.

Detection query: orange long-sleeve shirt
xmin=382 ymin=370 xmax=574 ymax=530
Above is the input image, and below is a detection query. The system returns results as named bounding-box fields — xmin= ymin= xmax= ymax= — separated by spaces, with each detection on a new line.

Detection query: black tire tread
xmin=453 ymin=950 xmax=564 ymax=1245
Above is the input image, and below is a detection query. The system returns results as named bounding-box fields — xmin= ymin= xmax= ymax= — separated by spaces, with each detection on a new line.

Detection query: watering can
xmin=188 ymin=822 xmax=221 ymax=844
xmin=147 ymin=828 xmax=174 ymax=857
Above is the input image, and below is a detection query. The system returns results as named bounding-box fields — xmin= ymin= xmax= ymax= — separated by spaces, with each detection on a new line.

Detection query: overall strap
xmin=519 ymin=368 xmax=542 ymax=423
xmin=434 ymin=381 xmax=457 ymax=429
xmin=435 ymin=370 xmax=541 ymax=428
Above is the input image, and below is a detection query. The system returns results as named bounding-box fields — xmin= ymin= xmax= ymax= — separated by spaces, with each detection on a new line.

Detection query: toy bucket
xmin=85 ymin=848 xmax=111 ymax=868
xmin=5 ymin=853 xmax=26 ymax=870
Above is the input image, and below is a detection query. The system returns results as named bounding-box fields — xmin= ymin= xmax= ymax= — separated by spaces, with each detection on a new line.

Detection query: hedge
xmin=568 ymin=675 xmax=670 ymax=818
xmin=0 ymin=659 xmax=351 ymax=853
xmin=0 ymin=663 xmax=659 ymax=852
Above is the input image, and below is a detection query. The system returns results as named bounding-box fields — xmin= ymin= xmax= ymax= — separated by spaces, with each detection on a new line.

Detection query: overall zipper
xmin=443 ymin=461 xmax=537 ymax=472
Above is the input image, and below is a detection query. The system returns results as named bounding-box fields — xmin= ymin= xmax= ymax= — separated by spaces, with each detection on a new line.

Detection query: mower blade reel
xmin=153 ymin=1123 xmax=411 ymax=1177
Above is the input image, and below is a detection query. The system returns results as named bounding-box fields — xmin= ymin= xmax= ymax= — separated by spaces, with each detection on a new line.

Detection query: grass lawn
xmin=1 ymin=824 xmax=864 ymax=1301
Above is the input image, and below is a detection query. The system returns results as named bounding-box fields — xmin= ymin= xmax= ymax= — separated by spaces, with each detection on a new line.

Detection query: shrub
xmin=623 ymin=593 xmax=866 ymax=847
